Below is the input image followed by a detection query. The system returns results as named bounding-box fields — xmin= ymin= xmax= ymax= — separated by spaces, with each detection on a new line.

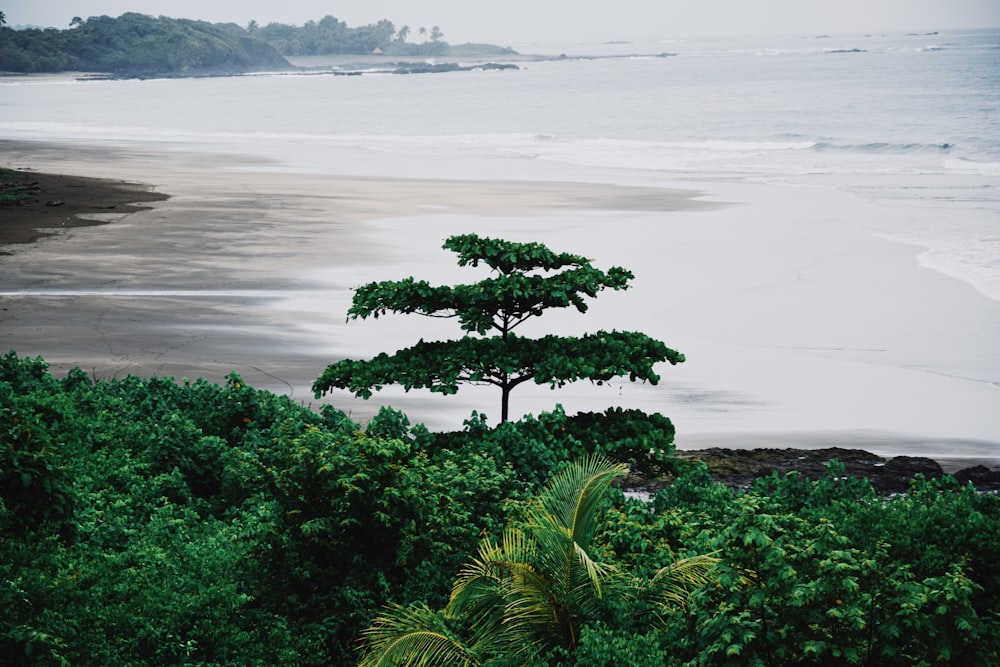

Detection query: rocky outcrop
xmin=671 ymin=447 xmax=1000 ymax=494
xmin=391 ymin=61 xmax=518 ymax=74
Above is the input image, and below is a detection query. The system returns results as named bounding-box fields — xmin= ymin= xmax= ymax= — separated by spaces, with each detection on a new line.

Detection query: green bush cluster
xmin=577 ymin=465 xmax=1000 ymax=666
xmin=0 ymin=352 xmax=517 ymax=664
xmin=2 ymin=351 xmax=998 ymax=665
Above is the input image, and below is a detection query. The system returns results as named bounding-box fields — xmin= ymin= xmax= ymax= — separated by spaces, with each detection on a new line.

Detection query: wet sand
xmin=0 ymin=138 xmax=715 ymax=398
xmin=2 ymin=138 xmax=998 ymax=469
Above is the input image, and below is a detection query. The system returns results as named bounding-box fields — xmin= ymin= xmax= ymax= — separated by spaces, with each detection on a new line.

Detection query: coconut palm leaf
xmin=359 ymin=602 xmax=481 ymax=667
xmin=536 ymin=455 xmax=627 ymax=551
xmin=359 ymin=455 xmax=718 ymax=664
xmin=649 ymin=552 xmax=722 ymax=611
xmin=449 ymin=528 xmax=545 ymax=645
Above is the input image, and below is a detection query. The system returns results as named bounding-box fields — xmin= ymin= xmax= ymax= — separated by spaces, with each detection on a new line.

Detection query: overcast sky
xmin=4 ymin=0 xmax=998 ymax=44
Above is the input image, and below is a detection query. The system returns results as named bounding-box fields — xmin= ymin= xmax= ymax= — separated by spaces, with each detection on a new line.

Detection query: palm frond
xmin=649 ymin=553 xmax=722 ymax=611
xmin=536 ymin=454 xmax=627 ymax=550
xmin=451 ymin=530 xmax=535 ymax=608
xmin=448 ymin=529 xmax=552 ymax=650
xmin=569 ymin=540 xmax=619 ymax=602
xmin=359 ymin=602 xmax=481 ymax=667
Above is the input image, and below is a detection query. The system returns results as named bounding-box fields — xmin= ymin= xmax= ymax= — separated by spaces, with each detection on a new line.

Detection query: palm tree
xmin=359 ymin=456 xmax=720 ymax=665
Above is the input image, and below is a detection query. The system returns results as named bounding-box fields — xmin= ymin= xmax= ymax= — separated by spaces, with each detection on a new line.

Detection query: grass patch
xmin=0 ymin=168 xmax=39 ymax=205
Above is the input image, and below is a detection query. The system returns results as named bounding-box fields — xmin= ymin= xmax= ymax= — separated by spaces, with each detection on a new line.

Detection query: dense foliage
xmin=359 ymin=456 xmax=719 ymax=666
xmin=0 ymin=13 xmax=289 ymax=76
xmin=0 ymin=352 xmax=517 ymax=664
xmin=0 ymin=12 xmax=473 ymax=76
xmin=246 ymin=16 xmax=455 ymax=58
xmin=3 ymin=351 xmax=998 ymax=665
xmin=314 ymin=234 xmax=685 ymax=422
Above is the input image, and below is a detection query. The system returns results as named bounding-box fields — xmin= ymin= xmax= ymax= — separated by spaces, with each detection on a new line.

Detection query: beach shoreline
xmin=2 ymin=138 xmax=998 ymax=469
xmin=0 ymin=168 xmax=167 ymax=248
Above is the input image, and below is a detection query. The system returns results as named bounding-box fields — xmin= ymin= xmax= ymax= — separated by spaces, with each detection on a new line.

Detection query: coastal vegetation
xmin=313 ymin=234 xmax=684 ymax=423
xmin=0 ymin=13 xmax=289 ymax=76
xmin=2 ymin=351 xmax=998 ymax=665
xmin=0 ymin=12 xmax=514 ymax=77
xmin=2 ymin=234 xmax=998 ymax=664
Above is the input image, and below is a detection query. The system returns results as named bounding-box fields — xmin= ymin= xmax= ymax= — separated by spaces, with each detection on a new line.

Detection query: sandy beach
xmin=0 ymin=139 xmax=717 ymax=392
xmin=2 ymin=138 xmax=998 ymax=470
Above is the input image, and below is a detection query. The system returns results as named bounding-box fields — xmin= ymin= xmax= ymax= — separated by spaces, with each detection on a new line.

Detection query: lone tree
xmin=313 ymin=234 xmax=684 ymax=422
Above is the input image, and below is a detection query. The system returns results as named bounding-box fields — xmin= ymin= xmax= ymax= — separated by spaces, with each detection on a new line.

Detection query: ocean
xmin=3 ymin=28 xmax=998 ymax=299
xmin=1 ymin=27 xmax=999 ymax=453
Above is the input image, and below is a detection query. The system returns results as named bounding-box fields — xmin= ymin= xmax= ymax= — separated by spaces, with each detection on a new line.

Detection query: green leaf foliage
xmin=641 ymin=464 xmax=1000 ymax=666
xmin=314 ymin=331 xmax=682 ymax=397
xmin=315 ymin=234 xmax=684 ymax=422
xmin=359 ymin=456 xmax=719 ymax=665
xmin=3 ymin=351 xmax=998 ymax=666
xmin=0 ymin=352 xmax=517 ymax=665
xmin=429 ymin=405 xmax=679 ymax=486
xmin=0 ymin=13 xmax=289 ymax=75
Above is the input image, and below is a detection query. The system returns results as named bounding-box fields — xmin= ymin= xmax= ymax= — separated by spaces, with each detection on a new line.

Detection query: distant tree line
xmin=0 ymin=12 xmax=456 ymax=76
xmin=246 ymin=15 xmax=450 ymax=57
xmin=0 ymin=13 xmax=289 ymax=75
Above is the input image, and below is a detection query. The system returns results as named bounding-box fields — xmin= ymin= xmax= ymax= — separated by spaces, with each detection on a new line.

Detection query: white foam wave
xmin=882 ymin=234 xmax=1000 ymax=303
xmin=5 ymin=119 xmax=988 ymax=183
xmin=944 ymin=158 xmax=1000 ymax=176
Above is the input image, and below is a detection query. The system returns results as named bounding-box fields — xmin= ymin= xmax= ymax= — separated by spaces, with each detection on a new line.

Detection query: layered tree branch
xmin=315 ymin=234 xmax=684 ymax=421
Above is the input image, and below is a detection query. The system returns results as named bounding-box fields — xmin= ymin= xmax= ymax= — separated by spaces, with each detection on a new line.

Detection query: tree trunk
xmin=500 ymin=382 xmax=510 ymax=423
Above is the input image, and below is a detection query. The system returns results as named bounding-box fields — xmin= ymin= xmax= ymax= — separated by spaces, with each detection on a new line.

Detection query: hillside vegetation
xmin=0 ymin=13 xmax=289 ymax=76
xmin=0 ymin=13 xmax=515 ymax=77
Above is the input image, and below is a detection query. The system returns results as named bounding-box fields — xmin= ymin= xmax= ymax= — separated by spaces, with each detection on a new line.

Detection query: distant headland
xmin=0 ymin=12 xmax=518 ymax=79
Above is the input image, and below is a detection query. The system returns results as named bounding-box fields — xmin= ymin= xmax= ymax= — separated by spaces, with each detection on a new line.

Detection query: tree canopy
xmin=313 ymin=234 xmax=685 ymax=422
xmin=0 ymin=12 xmax=456 ymax=75
xmin=0 ymin=13 xmax=289 ymax=75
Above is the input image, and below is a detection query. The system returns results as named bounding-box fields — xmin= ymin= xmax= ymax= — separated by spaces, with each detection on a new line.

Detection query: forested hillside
xmin=0 ymin=13 xmax=290 ymax=76
xmin=0 ymin=12 xmax=512 ymax=77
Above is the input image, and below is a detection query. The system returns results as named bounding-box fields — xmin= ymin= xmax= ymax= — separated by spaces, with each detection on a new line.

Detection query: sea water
xmin=2 ymin=28 xmax=997 ymax=300
xmin=1 ymin=28 xmax=999 ymax=446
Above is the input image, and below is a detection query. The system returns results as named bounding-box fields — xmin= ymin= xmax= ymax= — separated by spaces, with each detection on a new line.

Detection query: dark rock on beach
xmin=663 ymin=447 xmax=1000 ymax=494
xmin=954 ymin=465 xmax=1000 ymax=491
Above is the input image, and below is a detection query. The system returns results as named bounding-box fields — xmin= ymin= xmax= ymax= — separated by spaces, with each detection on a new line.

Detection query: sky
xmin=4 ymin=0 xmax=999 ymax=44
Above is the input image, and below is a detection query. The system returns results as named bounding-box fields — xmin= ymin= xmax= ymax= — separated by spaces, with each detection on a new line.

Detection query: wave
xmin=943 ymin=157 xmax=1000 ymax=176
xmin=813 ymin=141 xmax=954 ymax=153
xmin=883 ymin=234 xmax=1000 ymax=304
xmin=735 ymin=47 xmax=867 ymax=57
xmin=5 ymin=121 xmax=989 ymax=179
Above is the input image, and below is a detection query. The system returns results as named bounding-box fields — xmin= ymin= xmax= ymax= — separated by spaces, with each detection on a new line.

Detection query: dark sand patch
xmin=0 ymin=168 xmax=167 ymax=250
